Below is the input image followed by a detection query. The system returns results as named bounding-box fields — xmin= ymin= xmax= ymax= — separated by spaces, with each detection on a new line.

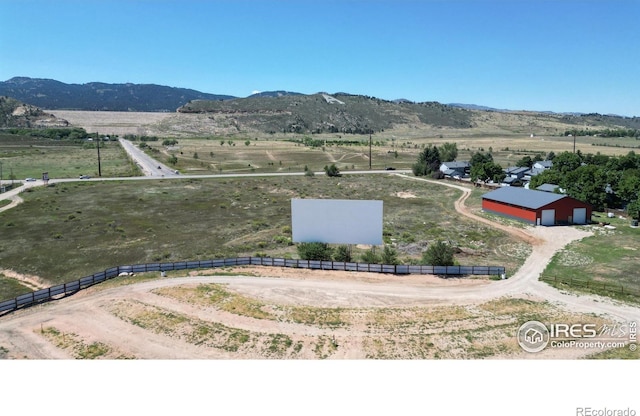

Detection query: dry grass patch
xmin=154 ymin=283 xmax=350 ymax=328
xmin=108 ymin=299 xmax=308 ymax=358
xmin=153 ymin=283 xmax=275 ymax=320
xmin=146 ymin=284 xmax=616 ymax=359
xmin=38 ymin=326 xmax=134 ymax=359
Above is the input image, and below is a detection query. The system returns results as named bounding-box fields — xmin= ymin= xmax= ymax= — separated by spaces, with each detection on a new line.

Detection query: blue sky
xmin=1 ymin=0 xmax=638 ymax=116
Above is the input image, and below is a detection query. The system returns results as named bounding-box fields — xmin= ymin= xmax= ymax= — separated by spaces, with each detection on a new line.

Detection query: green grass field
xmin=0 ymin=174 xmax=525 ymax=298
xmin=0 ymin=274 xmax=33 ymax=299
xmin=0 ymin=133 xmax=140 ymax=179
xmin=541 ymin=214 xmax=640 ymax=304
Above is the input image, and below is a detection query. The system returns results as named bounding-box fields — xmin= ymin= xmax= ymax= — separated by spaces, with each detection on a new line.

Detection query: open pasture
xmin=41 ymin=110 xmax=639 ymax=177
xmin=0 ymin=132 xmax=139 ymax=179
xmin=144 ymin=136 xmax=412 ymax=174
xmin=0 ymin=174 xmax=524 ymax=295
xmin=541 ymin=214 xmax=640 ymax=304
xmin=137 ymin=132 xmax=638 ymax=176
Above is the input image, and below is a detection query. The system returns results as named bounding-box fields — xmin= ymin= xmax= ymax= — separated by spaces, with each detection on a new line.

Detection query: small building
xmin=523 ymin=167 xmax=546 ymax=181
xmin=481 ymin=187 xmax=592 ymax=226
xmin=504 ymin=166 xmax=529 ymax=179
xmin=439 ymin=161 xmax=470 ymax=177
xmin=533 ymin=160 xmax=553 ymax=170
xmin=501 ymin=176 xmax=520 ymax=187
xmin=536 ymin=183 xmax=562 ymax=193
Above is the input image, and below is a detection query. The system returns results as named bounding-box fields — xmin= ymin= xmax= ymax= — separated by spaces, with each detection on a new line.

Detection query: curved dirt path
xmin=0 ymin=195 xmax=23 ymax=213
xmin=396 ymin=175 xmax=640 ymax=324
xmin=1 ymin=173 xmax=637 ymax=359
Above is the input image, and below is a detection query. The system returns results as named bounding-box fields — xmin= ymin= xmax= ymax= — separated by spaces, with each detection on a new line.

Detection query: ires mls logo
xmin=517 ymin=320 xmax=636 ymax=353
xmin=517 ymin=321 xmax=550 ymax=353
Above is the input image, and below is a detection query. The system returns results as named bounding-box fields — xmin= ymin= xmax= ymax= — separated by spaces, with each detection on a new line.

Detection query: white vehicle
xmin=25 ymin=178 xmax=36 ymax=182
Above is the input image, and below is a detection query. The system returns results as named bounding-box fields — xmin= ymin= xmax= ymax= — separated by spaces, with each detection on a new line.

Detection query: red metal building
xmin=481 ymin=187 xmax=592 ymax=226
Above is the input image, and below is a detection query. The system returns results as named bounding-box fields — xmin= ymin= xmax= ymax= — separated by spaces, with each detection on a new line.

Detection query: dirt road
xmin=1 ymin=175 xmax=637 ymax=359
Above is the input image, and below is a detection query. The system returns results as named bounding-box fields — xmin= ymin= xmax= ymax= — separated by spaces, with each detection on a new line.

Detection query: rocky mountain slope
xmin=0 ymin=96 xmax=69 ymax=128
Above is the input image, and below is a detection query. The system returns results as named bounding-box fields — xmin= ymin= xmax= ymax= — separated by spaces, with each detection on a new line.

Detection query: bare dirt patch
xmin=1 ymin=173 xmax=636 ymax=360
xmin=0 ymin=274 xmax=620 ymax=359
xmin=0 ymin=269 xmax=48 ymax=291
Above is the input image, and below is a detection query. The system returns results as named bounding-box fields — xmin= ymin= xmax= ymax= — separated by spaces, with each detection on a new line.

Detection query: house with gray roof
xmin=439 ymin=161 xmax=470 ymax=177
xmin=523 ymin=167 xmax=546 ymax=181
xmin=504 ymin=166 xmax=529 ymax=179
xmin=536 ymin=183 xmax=562 ymax=193
xmin=533 ymin=160 xmax=553 ymax=170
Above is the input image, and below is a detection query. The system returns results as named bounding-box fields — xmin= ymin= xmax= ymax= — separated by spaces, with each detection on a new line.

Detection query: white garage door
xmin=541 ymin=209 xmax=555 ymax=226
xmin=573 ymin=208 xmax=587 ymax=224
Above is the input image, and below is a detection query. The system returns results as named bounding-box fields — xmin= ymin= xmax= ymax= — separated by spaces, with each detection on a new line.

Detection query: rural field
xmin=0 ymin=174 xmax=525 ymax=291
xmin=0 ymin=110 xmax=638 ymax=360
xmin=49 ymin=109 xmax=639 ymax=175
xmin=0 ymin=131 xmax=139 ymax=180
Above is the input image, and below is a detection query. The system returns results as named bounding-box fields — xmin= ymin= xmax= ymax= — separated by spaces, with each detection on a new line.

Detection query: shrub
xmin=334 ymin=245 xmax=352 ymax=262
xmin=360 ymin=248 xmax=380 ymax=264
xmin=324 ymin=164 xmax=341 ymax=177
xmin=422 ymin=240 xmax=455 ymax=266
xmin=381 ymin=245 xmax=400 ymax=265
xmin=297 ymin=242 xmax=333 ymax=261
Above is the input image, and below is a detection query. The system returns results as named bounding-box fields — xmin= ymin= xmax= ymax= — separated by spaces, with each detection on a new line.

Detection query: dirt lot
xmin=0 ymin=262 xmax=634 ymax=360
xmin=1 ymin=178 xmax=637 ymax=359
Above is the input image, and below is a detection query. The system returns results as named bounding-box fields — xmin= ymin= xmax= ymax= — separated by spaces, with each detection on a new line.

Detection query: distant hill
xmin=0 ymin=96 xmax=69 ymax=128
xmin=248 ymin=91 xmax=303 ymax=98
xmin=2 ymin=77 xmax=639 ymax=136
xmin=0 ymin=77 xmax=235 ymax=112
xmin=178 ymin=92 xmax=475 ymax=134
xmin=448 ymin=103 xmax=506 ymax=112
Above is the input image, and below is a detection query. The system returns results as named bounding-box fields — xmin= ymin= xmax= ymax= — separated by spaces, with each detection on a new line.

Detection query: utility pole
xmin=573 ymin=133 xmax=576 ymax=154
xmin=369 ymin=130 xmax=372 ymax=170
xmin=96 ymin=132 xmax=102 ymax=177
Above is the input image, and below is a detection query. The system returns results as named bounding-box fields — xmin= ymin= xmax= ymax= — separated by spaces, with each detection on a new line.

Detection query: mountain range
xmin=1 ymin=77 xmax=639 ymax=134
xmin=0 ymin=77 xmax=235 ymax=112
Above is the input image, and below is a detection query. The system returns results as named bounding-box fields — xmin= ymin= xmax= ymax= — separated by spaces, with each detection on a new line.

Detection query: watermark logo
xmin=518 ymin=320 xmax=637 ymax=353
xmin=517 ymin=320 xmax=549 ymax=353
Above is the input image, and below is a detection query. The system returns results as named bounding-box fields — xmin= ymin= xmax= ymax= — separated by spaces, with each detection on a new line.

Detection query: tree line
xmin=412 ymin=141 xmax=640 ymax=218
xmin=412 ymin=142 xmax=507 ymax=183
xmin=529 ymin=150 xmax=640 ymax=217
xmin=564 ymin=128 xmax=640 ymax=138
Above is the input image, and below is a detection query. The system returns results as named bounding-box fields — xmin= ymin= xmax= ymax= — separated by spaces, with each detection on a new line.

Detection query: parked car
xmin=25 ymin=178 xmax=36 ymax=182
xmin=79 ymin=175 xmax=91 ymax=179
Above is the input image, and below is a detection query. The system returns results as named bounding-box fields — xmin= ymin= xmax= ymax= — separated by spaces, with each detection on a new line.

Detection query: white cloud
xmin=251 ymin=90 xmax=261 ymax=95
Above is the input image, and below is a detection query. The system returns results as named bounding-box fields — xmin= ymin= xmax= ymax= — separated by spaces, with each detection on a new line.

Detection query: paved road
xmin=2 ymin=141 xmax=637 ymax=330
xmin=118 ymin=138 xmax=180 ymax=177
